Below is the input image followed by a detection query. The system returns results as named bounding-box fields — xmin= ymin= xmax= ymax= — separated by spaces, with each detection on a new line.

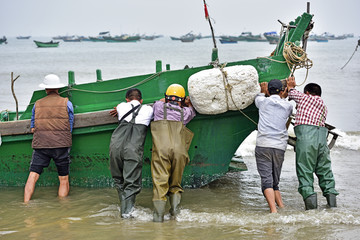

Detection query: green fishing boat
xmin=0 ymin=10 xmax=313 ymax=188
xmin=33 ymin=40 xmax=59 ymax=48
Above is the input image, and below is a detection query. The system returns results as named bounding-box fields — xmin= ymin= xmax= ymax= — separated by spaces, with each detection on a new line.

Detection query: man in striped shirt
xmin=287 ymin=76 xmax=338 ymax=210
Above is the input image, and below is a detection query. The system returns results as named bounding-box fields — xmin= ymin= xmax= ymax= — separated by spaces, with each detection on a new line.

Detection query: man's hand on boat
xmin=109 ymin=107 xmax=118 ymax=118
xmin=286 ymin=76 xmax=296 ymax=90
xmin=184 ymin=96 xmax=193 ymax=108
xmin=260 ymin=82 xmax=269 ymax=97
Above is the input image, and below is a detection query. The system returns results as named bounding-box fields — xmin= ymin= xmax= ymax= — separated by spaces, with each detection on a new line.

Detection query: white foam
xmin=0 ymin=231 xmax=18 ymax=235
xmin=176 ymin=208 xmax=360 ymax=226
xmin=65 ymin=217 xmax=82 ymax=221
xmin=235 ymin=126 xmax=358 ymax=157
xmin=333 ymin=129 xmax=360 ymax=151
xmin=88 ymin=204 xmax=119 ymax=218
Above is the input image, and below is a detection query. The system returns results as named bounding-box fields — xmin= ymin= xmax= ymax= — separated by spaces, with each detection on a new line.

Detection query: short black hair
xmin=304 ymin=83 xmax=322 ymax=96
xmin=126 ymin=88 xmax=142 ymax=100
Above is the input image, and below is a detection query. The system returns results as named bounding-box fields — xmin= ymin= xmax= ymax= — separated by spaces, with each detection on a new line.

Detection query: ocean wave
xmin=235 ymin=128 xmax=360 ymax=157
xmin=176 ymin=209 xmax=360 ymax=226
xmin=332 ymin=129 xmax=360 ymax=151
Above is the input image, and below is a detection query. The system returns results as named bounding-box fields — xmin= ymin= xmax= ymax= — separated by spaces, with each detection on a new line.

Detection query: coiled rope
xmin=260 ymin=27 xmax=313 ymax=86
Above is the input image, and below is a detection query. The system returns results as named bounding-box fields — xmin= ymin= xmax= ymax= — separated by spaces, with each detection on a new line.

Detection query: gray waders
xmin=151 ymin=103 xmax=194 ymax=222
xmin=294 ymin=125 xmax=338 ymax=210
xmin=109 ymin=104 xmax=148 ymax=218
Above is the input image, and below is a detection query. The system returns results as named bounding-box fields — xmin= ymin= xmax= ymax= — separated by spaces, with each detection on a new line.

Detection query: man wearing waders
xmin=109 ymin=88 xmax=153 ymax=218
xmin=151 ymin=84 xmax=196 ymax=222
xmin=287 ymin=76 xmax=338 ymax=210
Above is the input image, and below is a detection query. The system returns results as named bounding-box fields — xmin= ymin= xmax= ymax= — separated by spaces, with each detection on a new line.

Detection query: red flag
xmin=204 ymin=3 xmax=209 ymax=20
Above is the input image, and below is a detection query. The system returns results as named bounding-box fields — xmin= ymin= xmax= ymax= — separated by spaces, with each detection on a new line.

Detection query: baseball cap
xmin=268 ymin=79 xmax=283 ymax=94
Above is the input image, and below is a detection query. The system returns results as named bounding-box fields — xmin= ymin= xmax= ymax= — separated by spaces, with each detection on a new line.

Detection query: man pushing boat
xmin=24 ymin=74 xmax=74 ymax=203
xmin=109 ymin=88 xmax=153 ymax=218
xmin=150 ymin=84 xmax=195 ymax=222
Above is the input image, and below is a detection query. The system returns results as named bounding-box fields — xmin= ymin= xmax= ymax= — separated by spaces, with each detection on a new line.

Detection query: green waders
xmin=294 ymin=125 xmax=338 ymax=209
xmin=109 ymin=105 xmax=148 ymax=217
xmin=151 ymin=104 xmax=194 ymax=222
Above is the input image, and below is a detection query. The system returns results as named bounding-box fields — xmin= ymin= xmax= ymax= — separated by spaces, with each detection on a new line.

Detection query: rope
xmin=340 ymin=40 xmax=359 ymax=70
xmin=27 ymin=72 xmax=163 ymax=106
xmin=258 ymin=27 xmax=313 ymax=87
xmin=218 ymin=65 xmax=258 ymax=126
xmin=59 ymin=72 xmax=162 ymax=95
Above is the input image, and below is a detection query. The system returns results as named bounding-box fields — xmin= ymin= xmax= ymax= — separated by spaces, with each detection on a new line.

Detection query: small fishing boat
xmin=33 ymin=40 xmax=59 ymax=48
xmin=0 ymin=36 xmax=7 ymax=44
xmin=170 ymin=36 xmax=181 ymax=40
xmin=244 ymin=33 xmax=267 ymax=42
xmin=1 ymin=6 xmax=315 ymax=188
xmin=16 ymin=36 xmax=31 ymax=40
xmin=180 ymin=32 xmax=196 ymax=42
xmin=104 ymin=35 xmax=141 ymax=42
xmin=264 ymin=31 xmax=280 ymax=44
xmin=63 ymin=36 xmax=81 ymax=42
xmin=314 ymin=36 xmax=328 ymax=42
xmin=219 ymin=37 xmax=238 ymax=44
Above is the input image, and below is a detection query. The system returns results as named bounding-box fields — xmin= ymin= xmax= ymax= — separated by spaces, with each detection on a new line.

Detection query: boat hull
xmin=33 ymin=40 xmax=59 ymax=48
xmin=0 ymin=108 xmax=257 ymax=187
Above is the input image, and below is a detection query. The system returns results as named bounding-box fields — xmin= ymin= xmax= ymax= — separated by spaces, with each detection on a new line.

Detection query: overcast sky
xmin=1 ymin=0 xmax=359 ymax=37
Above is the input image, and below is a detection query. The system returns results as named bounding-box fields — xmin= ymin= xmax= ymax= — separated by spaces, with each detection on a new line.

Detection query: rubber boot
xmin=326 ymin=194 xmax=337 ymax=208
xmin=121 ymin=195 xmax=136 ymax=218
xmin=169 ymin=193 xmax=181 ymax=217
xmin=153 ymin=200 xmax=166 ymax=222
xmin=304 ymin=194 xmax=317 ymax=210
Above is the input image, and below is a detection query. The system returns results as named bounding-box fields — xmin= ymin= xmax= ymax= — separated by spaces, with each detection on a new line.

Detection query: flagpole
xmin=203 ymin=0 xmax=217 ymax=49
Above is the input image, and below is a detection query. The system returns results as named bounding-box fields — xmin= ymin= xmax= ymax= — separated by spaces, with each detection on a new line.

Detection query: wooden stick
xmin=11 ymin=72 xmax=20 ymax=120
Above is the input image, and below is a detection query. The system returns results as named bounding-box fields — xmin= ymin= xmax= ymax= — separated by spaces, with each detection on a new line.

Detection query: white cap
xmin=39 ymin=74 xmax=66 ymax=89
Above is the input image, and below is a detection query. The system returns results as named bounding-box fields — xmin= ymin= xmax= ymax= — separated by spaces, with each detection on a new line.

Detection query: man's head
xmin=268 ymin=79 xmax=283 ymax=95
xmin=39 ymin=74 xmax=65 ymax=90
xmin=126 ymin=88 xmax=142 ymax=102
xmin=304 ymin=83 xmax=322 ymax=96
xmin=165 ymin=84 xmax=185 ymax=102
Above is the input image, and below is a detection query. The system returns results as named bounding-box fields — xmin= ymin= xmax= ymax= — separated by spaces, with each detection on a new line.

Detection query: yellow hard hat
xmin=165 ymin=84 xmax=185 ymax=98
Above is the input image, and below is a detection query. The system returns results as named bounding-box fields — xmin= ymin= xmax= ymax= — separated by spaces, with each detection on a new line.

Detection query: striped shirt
xmin=288 ymin=88 xmax=327 ymax=127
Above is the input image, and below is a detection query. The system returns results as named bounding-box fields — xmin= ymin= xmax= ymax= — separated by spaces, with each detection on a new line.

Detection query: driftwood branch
xmin=11 ymin=72 xmax=20 ymax=120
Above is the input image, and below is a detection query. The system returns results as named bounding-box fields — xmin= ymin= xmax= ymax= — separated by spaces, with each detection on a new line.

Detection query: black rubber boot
xmin=153 ymin=200 xmax=166 ymax=222
xmin=326 ymin=193 xmax=337 ymax=208
xmin=169 ymin=193 xmax=181 ymax=217
xmin=121 ymin=195 xmax=136 ymax=218
xmin=304 ymin=194 xmax=317 ymax=210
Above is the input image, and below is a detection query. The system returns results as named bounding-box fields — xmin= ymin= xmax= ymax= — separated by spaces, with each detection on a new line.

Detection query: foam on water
xmin=176 ymin=208 xmax=360 ymax=226
xmin=0 ymin=231 xmax=18 ymax=236
xmin=236 ymin=127 xmax=360 ymax=157
xmin=64 ymin=217 xmax=82 ymax=221
xmin=333 ymin=129 xmax=360 ymax=151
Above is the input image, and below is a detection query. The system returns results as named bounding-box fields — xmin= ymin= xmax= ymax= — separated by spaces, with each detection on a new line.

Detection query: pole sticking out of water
xmin=10 ymin=72 xmax=20 ymax=120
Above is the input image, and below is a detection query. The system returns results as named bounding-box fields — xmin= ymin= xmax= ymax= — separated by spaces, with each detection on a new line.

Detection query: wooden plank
xmin=0 ymin=119 xmax=31 ymax=136
xmin=0 ymin=110 xmax=118 ymax=136
xmin=73 ymin=110 xmax=118 ymax=128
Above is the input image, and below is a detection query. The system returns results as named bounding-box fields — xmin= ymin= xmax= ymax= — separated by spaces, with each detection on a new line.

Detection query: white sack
xmin=188 ymin=65 xmax=260 ymax=114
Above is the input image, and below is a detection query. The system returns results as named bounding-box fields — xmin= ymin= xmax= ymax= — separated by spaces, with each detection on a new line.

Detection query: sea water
xmin=1 ymin=37 xmax=360 ymax=239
